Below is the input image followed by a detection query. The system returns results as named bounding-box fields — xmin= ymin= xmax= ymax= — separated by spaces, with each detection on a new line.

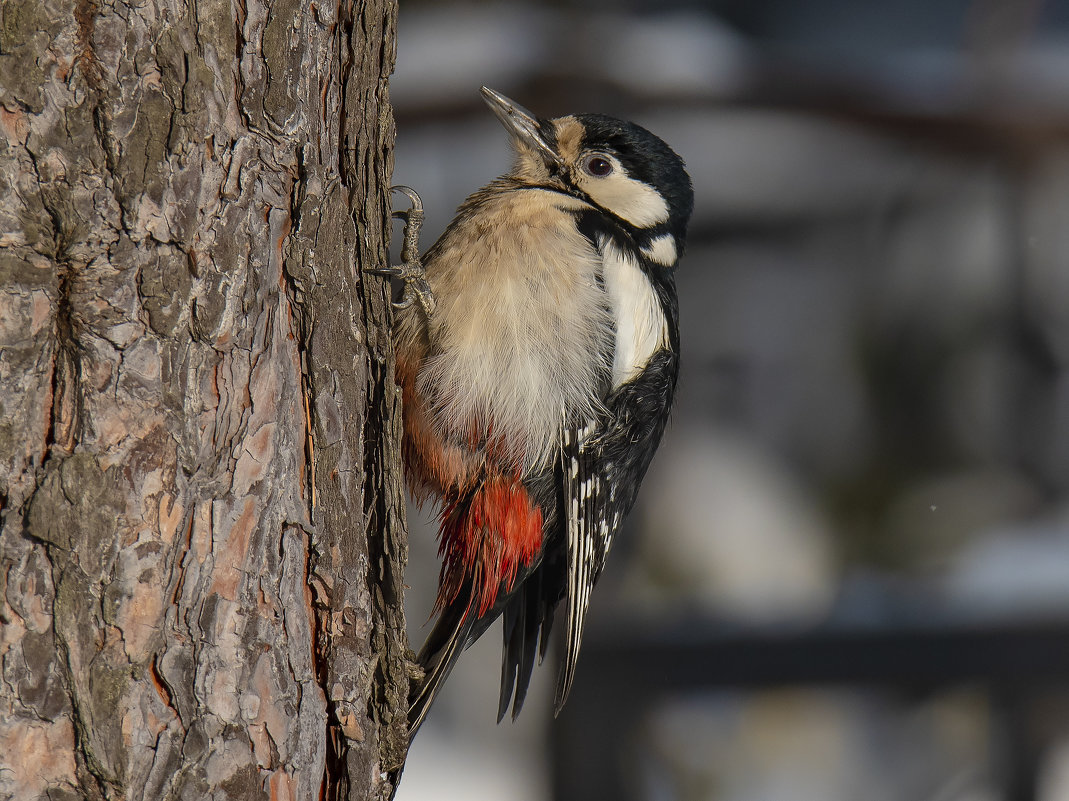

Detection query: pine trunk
xmin=0 ymin=0 xmax=410 ymax=798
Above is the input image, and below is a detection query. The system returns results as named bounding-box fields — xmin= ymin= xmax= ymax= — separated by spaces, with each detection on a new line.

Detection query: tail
xmin=408 ymin=582 xmax=478 ymax=737
xmin=408 ymin=569 xmax=555 ymax=737
xmin=497 ymin=565 xmax=557 ymax=722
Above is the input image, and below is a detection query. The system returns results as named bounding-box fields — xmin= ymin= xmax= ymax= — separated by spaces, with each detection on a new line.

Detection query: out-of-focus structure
xmin=391 ymin=3 xmax=1069 ymax=800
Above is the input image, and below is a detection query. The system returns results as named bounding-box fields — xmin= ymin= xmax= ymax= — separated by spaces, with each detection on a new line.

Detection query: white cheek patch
xmin=640 ymin=234 xmax=677 ymax=266
xmin=601 ymin=238 xmax=669 ymax=388
xmin=583 ymin=172 xmax=670 ymax=228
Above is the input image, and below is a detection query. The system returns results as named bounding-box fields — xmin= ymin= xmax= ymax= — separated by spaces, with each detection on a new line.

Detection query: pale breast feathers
xmin=416 ymin=189 xmax=614 ymax=475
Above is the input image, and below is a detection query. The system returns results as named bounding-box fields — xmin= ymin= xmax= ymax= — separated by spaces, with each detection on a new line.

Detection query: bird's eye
xmin=583 ymin=155 xmax=614 ymax=177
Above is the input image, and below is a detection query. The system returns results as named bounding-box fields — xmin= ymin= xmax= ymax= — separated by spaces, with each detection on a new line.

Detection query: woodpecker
xmin=385 ymin=87 xmax=693 ymax=736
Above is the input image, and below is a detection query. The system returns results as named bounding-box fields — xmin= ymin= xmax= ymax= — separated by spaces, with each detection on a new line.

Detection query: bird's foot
xmin=368 ymin=186 xmax=435 ymax=316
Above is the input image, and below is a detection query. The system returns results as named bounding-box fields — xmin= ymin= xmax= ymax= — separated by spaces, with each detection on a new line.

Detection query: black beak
xmin=480 ymin=86 xmax=563 ymax=170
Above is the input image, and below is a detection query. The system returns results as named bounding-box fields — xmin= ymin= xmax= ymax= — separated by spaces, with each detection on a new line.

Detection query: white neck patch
xmin=640 ymin=234 xmax=678 ymax=266
xmin=600 ymin=238 xmax=669 ymax=389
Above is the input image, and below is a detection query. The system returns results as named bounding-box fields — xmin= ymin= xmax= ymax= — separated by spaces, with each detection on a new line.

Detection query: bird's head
xmin=481 ymin=86 xmax=694 ymax=264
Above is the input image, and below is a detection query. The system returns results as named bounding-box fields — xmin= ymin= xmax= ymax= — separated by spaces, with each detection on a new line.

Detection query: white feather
xmin=641 ymin=234 xmax=677 ymax=266
xmin=577 ymin=154 xmax=671 ymax=228
xmin=601 ymin=238 xmax=669 ymax=388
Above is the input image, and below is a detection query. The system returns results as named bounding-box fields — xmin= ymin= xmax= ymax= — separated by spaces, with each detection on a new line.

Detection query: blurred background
xmin=387 ymin=2 xmax=1069 ymax=800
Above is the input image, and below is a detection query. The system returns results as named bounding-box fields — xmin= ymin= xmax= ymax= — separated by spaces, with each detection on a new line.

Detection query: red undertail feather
xmin=437 ymin=476 xmax=543 ymax=618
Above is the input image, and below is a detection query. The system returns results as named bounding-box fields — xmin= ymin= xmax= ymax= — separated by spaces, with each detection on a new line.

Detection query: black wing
xmin=554 ymin=346 xmax=679 ymax=712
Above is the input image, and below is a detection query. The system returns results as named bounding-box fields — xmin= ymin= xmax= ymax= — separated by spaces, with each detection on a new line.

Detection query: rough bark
xmin=0 ymin=0 xmax=409 ymax=799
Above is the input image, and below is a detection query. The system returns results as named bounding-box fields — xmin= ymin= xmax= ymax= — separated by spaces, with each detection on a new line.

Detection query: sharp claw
xmin=391 ymin=185 xmax=423 ymax=212
xmin=367 ymin=185 xmax=435 ymax=317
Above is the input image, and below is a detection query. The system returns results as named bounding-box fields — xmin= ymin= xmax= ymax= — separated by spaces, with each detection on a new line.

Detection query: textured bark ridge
xmin=0 ymin=0 xmax=409 ymax=799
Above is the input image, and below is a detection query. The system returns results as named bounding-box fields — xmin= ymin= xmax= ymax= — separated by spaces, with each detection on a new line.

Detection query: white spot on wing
xmin=601 ymin=238 xmax=669 ymax=388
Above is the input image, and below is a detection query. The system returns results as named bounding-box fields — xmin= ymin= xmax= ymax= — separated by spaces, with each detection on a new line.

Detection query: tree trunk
xmin=0 ymin=0 xmax=410 ymax=799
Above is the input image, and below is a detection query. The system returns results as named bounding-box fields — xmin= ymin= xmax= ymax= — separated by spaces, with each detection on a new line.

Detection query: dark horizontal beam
xmin=575 ymin=616 xmax=1069 ymax=693
xmin=552 ymin=617 xmax=1069 ymax=801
